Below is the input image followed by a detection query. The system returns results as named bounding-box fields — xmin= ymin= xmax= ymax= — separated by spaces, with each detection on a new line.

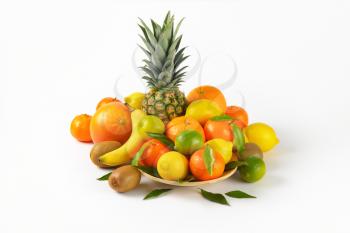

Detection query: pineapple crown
xmin=138 ymin=11 xmax=188 ymax=90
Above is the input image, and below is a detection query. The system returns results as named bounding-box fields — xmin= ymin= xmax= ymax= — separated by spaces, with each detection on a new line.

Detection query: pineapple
xmin=138 ymin=12 xmax=188 ymax=124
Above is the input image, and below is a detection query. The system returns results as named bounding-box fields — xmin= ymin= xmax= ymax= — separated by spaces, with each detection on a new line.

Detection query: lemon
xmin=157 ymin=151 xmax=188 ymax=181
xmin=185 ymin=99 xmax=223 ymax=125
xmin=206 ymin=139 xmax=233 ymax=164
xmin=124 ymin=92 xmax=145 ymax=110
xmin=244 ymin=123 xmax=279 ymax=152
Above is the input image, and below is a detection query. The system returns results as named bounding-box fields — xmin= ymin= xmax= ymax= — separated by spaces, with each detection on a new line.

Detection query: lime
xmin=238 ymin=156 xmax=266 ymax=183
xmin=157 ymin=151 xmax=188 ymax=181
xmin=244 ymin=123 xmax=279 ymax=152
xmin=175 ymin=130 xmax=204 ymax=155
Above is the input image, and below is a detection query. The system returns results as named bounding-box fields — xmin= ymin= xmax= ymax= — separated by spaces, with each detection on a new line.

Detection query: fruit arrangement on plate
xmin=70 ymin=12 xmax=279 ymax=201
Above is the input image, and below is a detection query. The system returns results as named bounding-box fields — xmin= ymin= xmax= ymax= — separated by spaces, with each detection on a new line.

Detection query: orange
xmin=189 ymin=147 xmax=225 ymax=181
xmin=187 ymin=85 xmax=227 ymax=112
xmin=96 ymin=97 xmax=120 ymax=111
xmin=70 ymin=114 xmax=92 ymax=142
xmin=90 ymin=102 xmax=132 ymax=144
xmin=225 ymin=106 xmax=248 ymax=127
xmin=140 ymin=139 xmax=170 ymax=168
xmin=165 ymin=116 xmax=205 ymax=142
xmin=204 ymin=119 xmax=233 ymax=141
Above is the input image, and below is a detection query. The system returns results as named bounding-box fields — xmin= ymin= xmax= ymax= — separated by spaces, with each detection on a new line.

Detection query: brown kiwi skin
xmin=238 ymin=143 xmax=263 ymax=161
xmin=90 ymin=141 xmax=121 ymax=168
xmin=108 ymin=165 xmax=141 ymax=193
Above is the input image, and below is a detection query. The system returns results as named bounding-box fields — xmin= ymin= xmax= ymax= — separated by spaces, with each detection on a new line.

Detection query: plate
xmin=139 ymin=167 xmax=237 ymax=187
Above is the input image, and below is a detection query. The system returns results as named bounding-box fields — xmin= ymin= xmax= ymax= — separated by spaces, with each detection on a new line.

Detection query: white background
xmin=1 ymin=0 xmax=349 ymax=232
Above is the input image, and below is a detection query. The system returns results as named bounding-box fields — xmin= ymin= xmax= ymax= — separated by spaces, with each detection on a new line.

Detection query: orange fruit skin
xmin=190 ymin=148 xmax=225 ymax=181
xmin=96 ymin=97 xmax=120 ymax=111
xmin=187 ymin=85 xmax=227 ymax=112
xmin=165 ymin=116 xmax=205 ymax=142
xmin=90 ymin=102 xmax=132 ymax=144
xmin=140 ymin=139 xmax=170 ymax=168
xmin=70 ymin=114 xmax=93 ymax=142
xmin=225 ymin=106 xmax=249 ymax=127
xmin=204 ymin=119 xmax=233 ymax=141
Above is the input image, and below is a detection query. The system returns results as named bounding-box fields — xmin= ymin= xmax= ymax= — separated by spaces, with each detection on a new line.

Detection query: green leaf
xmin=143 ymin=189 xmax=172 ymax=200
xmin=231 ymin=124 xmax=245 ymax=154
xmin=131 ymin=146 xmax=146 ymax=166
xmin=134 ymin=165 xmax=160 ymax=178
xmin=203 ymin=145 xmax=215 ymax=176
xmin=225 ymin=190 xmax=256 ymax=199
xmin=199 ymin=189 xmax=230 ymax=206
xmin=224 ymin=161 xmax=238 ymax=171
xmin=97 ymin=172 xmax=111 ymax=181
xmin=147 ymin=132 xmax=175 ymax=150
xmin=211 ymin=115 xmax=233 ymax=121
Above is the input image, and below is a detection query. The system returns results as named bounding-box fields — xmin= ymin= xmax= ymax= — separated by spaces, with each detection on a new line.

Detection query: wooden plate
xmin=139 ymin=167 xmax=237 ymax=187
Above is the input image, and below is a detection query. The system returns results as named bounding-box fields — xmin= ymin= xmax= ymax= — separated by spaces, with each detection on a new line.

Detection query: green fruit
xmin=138 ymin=115 xmax=165 ymax=135
xmin=175 ymin=130 xmax=204 ymax=155
xmin=238 ymin=156 xmax=266 ymax=183
xmin=206 ymin=139 xmax=233 ymax=164
xmin=238 ymin=143 xmax=263 ymax=161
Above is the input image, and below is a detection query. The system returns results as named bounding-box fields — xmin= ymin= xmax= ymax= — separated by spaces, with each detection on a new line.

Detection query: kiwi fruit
xmin=238 ymin=143 xmax=263 ymax=161
xmin=108 ymin=165 xmax=141 ymax=193
xmin=90 ymin=141 xmax=121 ymax=168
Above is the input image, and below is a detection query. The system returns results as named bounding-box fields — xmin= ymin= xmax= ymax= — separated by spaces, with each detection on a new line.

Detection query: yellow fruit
xmin=206 ymin=139 xmax=233 ymax=164
xmin=157 ymin=151 xmax=188 ymax=181
xmin=244 ymin=123 xmax=279 ymax=152
xmin=124 ymin=92 xmax=145 ymax=110
xmin=185 ymin=99 xmax=223 ymax=125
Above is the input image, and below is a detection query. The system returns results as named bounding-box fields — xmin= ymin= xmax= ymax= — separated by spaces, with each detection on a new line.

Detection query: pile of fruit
xmin=70 ymin=12 xmax=279 ymax=199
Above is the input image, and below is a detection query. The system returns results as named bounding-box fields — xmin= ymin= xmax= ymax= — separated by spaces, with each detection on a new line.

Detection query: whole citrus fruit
xmin=90 ymin=102 xmax=132 ymax=144
xmin=189 ymin=147 xmax=225 ymax=181
xmin=244 ymin=123 xmax=279 ymax=152
xmin=140 ymin=139 xmax=170 ymax=167
xmin=205 ymin=139 xmax=233 ymax=164
xmin=238 ymin=156 xmax=266 ymax=183
xmin=70 ymin=114 xmax=92 ymax=142
xmin=187 ymin=85 xmax=227 ymax=112
xmin=175 ymin=130 xmax=204 ymax=155
xmin=185 ymin=99 xmax=223 ymax=125
xmin=157 ymin=151 xmax=189 ymax=181
xmin=225 ymin=106 xmax=248 ymax=127
xmin=166 ymin=116 xmax=205 ymax=142
xmin=204 ymin=119 xmax=233 ymax=141
xmin=96 ymin=97 xmax=120 ymax=110
xmin=124 ymin=92 xmax=145 ymax=110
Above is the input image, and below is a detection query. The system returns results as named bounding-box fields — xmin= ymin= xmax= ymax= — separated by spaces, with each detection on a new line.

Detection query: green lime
xmin=238 ymin=156 xmax=266 ymax=183
xmin=175 ymin=130 xmax=204 ymax=155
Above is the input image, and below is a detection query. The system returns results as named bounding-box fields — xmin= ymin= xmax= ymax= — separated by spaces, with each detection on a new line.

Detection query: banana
xmin=99 ymin=109 xmax=165 ymax=166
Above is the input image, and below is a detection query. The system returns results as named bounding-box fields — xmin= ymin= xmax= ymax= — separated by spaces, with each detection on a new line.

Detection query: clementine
xmin=70 ymin=114 xmax=92 ymax=142
xmin=165 ymin=116 xmax=205 ymax=142
xmin=187 ymin=85 xmax=227 ymax=112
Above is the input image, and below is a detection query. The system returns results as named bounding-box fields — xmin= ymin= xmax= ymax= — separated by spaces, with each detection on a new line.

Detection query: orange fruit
xmin=90 ymin=102 xmax=132 ymax=144
xmin=96 ymin=97 xmax=120 ymax=111
xmin=189 ymin=147 xmax=225 ymax=181
xmin=70 ymin=114 xmax=92 ymax=142
xmin=225 ymin=106 xmax=248 ymax=127
xmin=166 ymin=116 xmax=205 ymax=142
xmin=204 ymin=119 xmax=233 ymax=141
xmin=140 ymin=139 xmax=170 ymax=168
xmin=187 ymin=85 xmax=227 ymax=112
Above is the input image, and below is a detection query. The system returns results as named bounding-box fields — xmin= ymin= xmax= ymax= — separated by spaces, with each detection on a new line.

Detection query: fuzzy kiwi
xmin=108 ymin=165 xmax=141 ymax=193
xmin=90 ymin=141 xmax=121 ymax=168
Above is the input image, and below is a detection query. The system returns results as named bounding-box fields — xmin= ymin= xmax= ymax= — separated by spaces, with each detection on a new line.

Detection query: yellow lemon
xmin=244 ymin=123 xmax=279 ymax=152
xmin=206 ymin=139 xmax=233 ymax=164
xmin=185 ymin=99 xmax=223 ymax=125
xmin=157 ymin=151 xmax=188 ymax=181
xmin=124 ymin=92 xmax=145 ymax=110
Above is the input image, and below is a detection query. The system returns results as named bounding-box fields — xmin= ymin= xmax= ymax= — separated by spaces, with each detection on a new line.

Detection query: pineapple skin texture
xmin=141 ymin=88 xmax=187 ymax=124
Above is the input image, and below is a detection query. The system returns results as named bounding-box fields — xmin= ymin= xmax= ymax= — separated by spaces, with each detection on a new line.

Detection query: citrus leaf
xmin=134 ymin=165 xmax=160 ymax=178
xmin=147 ymin=132 xmax=175 ymax=150
xmin=211 ymin=114 xmax=233 ymax=121
xmin=203 ymin=145 xmax=215 ymax=176
xmin=231 ymin=124 xmax=245 ymax=154
xmin=143 ymin=189 xmax=172 ymax=200
xmin=199 ymin=189 xmax=230 ymax=206
xmin=224 ymin=161 xmax=238 ymax=171
xmin=131 ymin=146 xmax=146 ymax=166
xmin=97 ymin=172 xmax=111 ymax=181
xmin=225 ymin=190 xmax=256 ymax=199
